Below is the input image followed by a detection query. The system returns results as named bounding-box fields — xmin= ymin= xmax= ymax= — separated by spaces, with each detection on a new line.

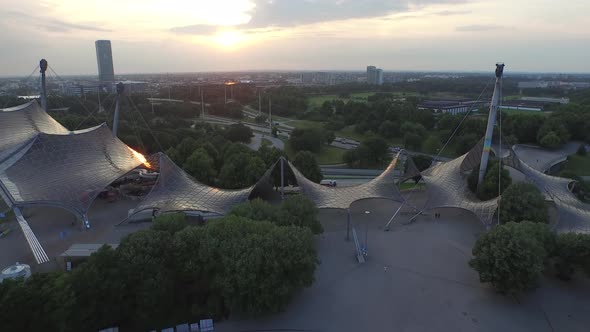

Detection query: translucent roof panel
xmin=507 ymin=151 xmax=590 ymax=233
xmin=0 ymin=124 xmax=144 ymax=216
xmin=292 ymin=152 xmax=405 ymax=210
xmin=133 ymin=153 xmax=254 ymax=215
xmin=0 ymin=101 xmax=69 ymax=163
xmin=422 ymin=153 xmax=499 ymax=226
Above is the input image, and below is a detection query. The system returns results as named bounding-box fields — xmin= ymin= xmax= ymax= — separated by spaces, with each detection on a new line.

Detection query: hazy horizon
xmin=1 ymin=0 xmax=589 ymax=76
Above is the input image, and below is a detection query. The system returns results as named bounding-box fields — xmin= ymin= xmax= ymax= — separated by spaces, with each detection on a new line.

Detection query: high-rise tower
xmin=95 ymin=40 xmax=115 ymax=90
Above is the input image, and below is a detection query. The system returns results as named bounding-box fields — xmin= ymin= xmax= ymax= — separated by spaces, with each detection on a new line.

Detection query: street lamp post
xmin=364 ymin=210 xmax=371 ymax=255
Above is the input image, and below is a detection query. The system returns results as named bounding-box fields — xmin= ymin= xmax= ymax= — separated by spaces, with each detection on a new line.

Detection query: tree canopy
xmin=469 ymin=222 xmax=551 ymax=294
xmin=0 ymin=213 xmax=319 ymax=330
xmin=499 ymin=183 xmax=548 ymax=224
xmin=293 ymin=151 xmax=323 ymax=183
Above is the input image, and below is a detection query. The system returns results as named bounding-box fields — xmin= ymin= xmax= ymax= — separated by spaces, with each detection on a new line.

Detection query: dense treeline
xmin=0 ymin=204 xmax=320 ymax=331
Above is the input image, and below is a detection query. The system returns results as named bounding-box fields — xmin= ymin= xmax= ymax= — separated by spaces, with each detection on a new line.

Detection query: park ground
xmin=1 ymin=195 xmax=588 ymax=331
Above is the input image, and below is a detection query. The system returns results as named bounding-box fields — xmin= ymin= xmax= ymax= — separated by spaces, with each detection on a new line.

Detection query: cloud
xmin=170 ymin=24 xmax=220 ymax=35
xmin=170 ymin=0 xmax=465 ymax=35
xmin=456 ymin=24 xmax=504 ymax=32
xmin=243 ymin=0 xmax=466 ymax=28
xmin=38 ymin=19 xmax=110 ymax=32
xmin=1 ymin=10 xmax=110 ymax=33
xmin=435 ymin=9 xmax=471 ymax=16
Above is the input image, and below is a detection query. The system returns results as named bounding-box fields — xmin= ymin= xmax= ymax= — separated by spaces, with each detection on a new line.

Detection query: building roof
xmin=0 ymin=101 xmax=144 ymax=218
xmin=60 ymin=243 xmax=119 ymax=257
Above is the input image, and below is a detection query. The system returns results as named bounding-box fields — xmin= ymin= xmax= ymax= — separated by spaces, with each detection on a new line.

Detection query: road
xmin=247 ymin=132 xmax=284 ymax=151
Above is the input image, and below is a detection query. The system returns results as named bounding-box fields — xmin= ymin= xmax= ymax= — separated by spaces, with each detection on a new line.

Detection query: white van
xmin=320 ymin=180 xmax=337 ymax=187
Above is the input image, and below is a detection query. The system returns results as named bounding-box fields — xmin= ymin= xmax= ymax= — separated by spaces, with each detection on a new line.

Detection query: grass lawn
xmin=283 ymin=140 xmax=347 ymax=165
xmin=290 ymin=120 xmax=326 ymax=130
xmin=563 ymin=154 xmax=590 ymax=176
xmin=335 ymin=125 xmax=371 ymax=142
xmin=261 ymin=138 xmax=273 ymax=147
xmin=307 ymin=92 xmax=374 ymax=108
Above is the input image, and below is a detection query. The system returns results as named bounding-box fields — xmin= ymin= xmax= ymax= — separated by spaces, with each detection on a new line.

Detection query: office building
xmin=95 ymin=40 xmax=115 ymax=89
xmin=366 ymin=66 xmax=383 ymax=85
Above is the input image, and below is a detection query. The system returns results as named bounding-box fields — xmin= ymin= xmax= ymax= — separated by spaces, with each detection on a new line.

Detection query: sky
xmin=0 ymin=0 xmax=589 ymax=75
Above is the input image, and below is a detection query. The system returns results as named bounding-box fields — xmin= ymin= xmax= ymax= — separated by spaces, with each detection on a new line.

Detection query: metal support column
xmin=280 ymin=158 xmax=285 ymax=200
xmin=477 ymin=63 xmax=504 ymax=192
xmin=384 ymin=205 xmax=403 ymax=231
xmin=346 ymin=209 xmax=351 ymax=241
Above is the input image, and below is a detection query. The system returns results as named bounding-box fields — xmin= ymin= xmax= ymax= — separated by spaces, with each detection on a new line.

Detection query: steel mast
xmin=477 ymin=63 xmax=504 ymax=192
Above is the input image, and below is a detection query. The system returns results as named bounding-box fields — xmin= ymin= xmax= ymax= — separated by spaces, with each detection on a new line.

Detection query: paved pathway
xmin=513 ymin=142 xmax=582 ymax=172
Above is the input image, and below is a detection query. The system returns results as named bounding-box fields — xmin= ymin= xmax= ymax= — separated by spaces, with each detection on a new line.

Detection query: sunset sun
xmin=213 ymin=31 xmax=244 ymax=48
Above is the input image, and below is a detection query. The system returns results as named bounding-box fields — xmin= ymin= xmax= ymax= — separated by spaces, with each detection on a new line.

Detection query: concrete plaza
xmin=218 ymin=199 xmax=590 ymax=332
xmin=1 ymin=196 xmax=589 ymax=331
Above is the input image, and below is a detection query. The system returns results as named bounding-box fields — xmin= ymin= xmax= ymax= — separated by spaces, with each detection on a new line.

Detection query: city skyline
xmin=1 ymin=0 xmax=589 ymax=76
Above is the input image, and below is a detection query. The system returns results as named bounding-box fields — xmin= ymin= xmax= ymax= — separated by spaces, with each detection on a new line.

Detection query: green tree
xmin=230 ymin=198 xmax=281 ymax=222
xmin=423 ymin=135 xmax=442 ymax=154
xmin=280 ymin=195 xmax=323 ymax=234
xmin=175 ymin=137 xmax=200 ymax=164
xmin=469 ymin=222 xmax=550 ymax=294
xmin=152 ymin=213 xmax=188 ymax=234
xmin=499 ymin=183 xmax=548 ymax=224
xmin=378 ymin=120 xmax=399 ymax=139
xmin=255 ymin=114 xmax=267 ymax=124
xmin=289 ymin=128 xmax=324 ymax=153
xmin=539 ymin=131 xmax=561 ymax=148
xmin=467 ymin=161 xmax=512 ymax=200
xmin=293 ymin=151 xmax=323 ymax=183
xmin=224 ymin=123 xmax=253 ymax=143
xmin=0 ymin=272 xmax=72 ymax=331
xmin=231 ymin=196 xmax=322 ymax=234
xmin=66 ymin=246 xmax=130 ymax=331
xmin=193 ymin=216 xmax=318 ymax=314
xmin=183 ymin=148 xmax=217 ymax=184
xmin=412 ymin=155 xmax=433 ymax=171
xmin=117 ymin=229 xmax=177 ymax=328
xmin=219 ymin=153 xmax=266 ymax=188
xmin=552 ymin=233 xmax=590 ymax=280
xmin=537 ymin=121 xmax=569 ymax=147
xmin=403 ymin=132 xmax=422 ymax=150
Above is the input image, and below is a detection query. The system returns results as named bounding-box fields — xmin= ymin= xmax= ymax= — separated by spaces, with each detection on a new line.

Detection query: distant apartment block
xmin=499 ymin=100 xmax=545 ymax=112
xmin=60 ymin=82 xmax=100 ymax=97
xmin=118 ymin=80 xmax=147 ymax=94
xmin=518 ymin=81 xmax=590 ymax=90
xmin=95 ymin=40 xmax=115 ymax=90
xmin=366 ymin=66 xmax=383 ymax=85
xmin=300 ymin=72 xmax=334 ymax=85
xmin=418 ymin=99 xmax=482 ymax=115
